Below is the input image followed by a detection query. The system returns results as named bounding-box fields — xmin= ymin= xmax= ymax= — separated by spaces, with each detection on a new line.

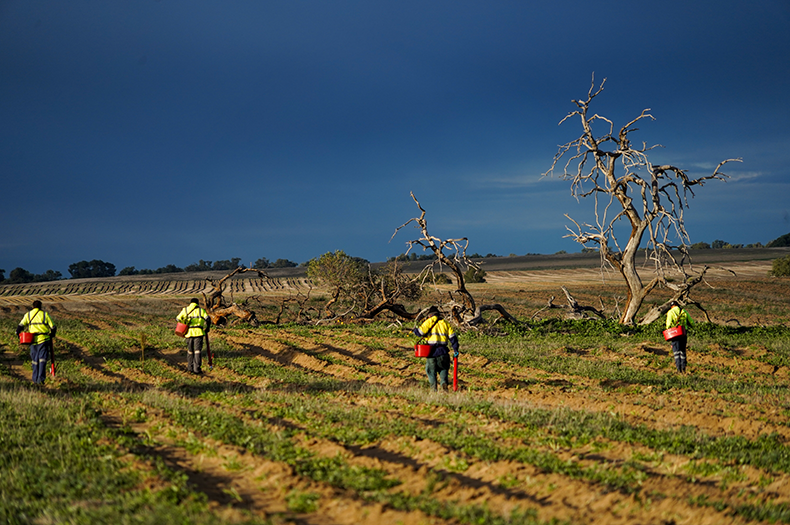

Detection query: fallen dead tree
xmin=638 ymin=264 xmax=724 ymax=325
xmin=307 ymin=251 xmax=424 ymax=324
xmin=533 ymin=286 xmax=607 ymax=320
xmin=202 ymin=267 xmax=269 ymax=326
xmin=356 ymin=262 xmax=423 ymax=321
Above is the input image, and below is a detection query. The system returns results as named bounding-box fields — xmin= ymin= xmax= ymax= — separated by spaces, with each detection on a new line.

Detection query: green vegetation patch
xmin=0 ymin=386 xmax=266 ymax=524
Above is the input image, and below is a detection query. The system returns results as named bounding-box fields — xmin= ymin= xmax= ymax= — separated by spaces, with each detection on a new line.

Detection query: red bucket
xmin=19 ymin=332 xmax=34 ymax=344
xmin=414 ymin=344 xmax=432 ymax=357
xmin=175 ymin=322 xmax=188 ymax=337
xmin=663 ymin=326 xmax=685 ymax=341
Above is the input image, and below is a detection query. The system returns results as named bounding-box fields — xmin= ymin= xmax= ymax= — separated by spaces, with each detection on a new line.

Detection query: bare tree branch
xmin=393 ymin=192 xmax=520 ymax=327
xmin=202 ymin=267 xmax=269 ymax=326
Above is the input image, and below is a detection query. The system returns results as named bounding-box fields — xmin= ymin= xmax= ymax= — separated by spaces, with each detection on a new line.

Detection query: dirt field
xmin=1 ymin=258 xmax=789 ymax=524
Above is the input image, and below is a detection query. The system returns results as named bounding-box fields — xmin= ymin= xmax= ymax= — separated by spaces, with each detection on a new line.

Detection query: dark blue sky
xmin=2 ymin=1 xmax=789 ymax=275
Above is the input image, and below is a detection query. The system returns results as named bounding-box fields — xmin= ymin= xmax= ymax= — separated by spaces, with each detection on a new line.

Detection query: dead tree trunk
xmin=638 ymin=265 xmax=722 ymax=325
xmin=532 ymin=287 xmax=606 ymax=320
xmin=202 ymin=267 xmax=269 ymax=326
xmin=359 ymin=301 xmax=420 ymax=320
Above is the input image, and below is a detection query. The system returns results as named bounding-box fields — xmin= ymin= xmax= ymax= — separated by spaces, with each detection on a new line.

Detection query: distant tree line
xmin=2 ymin=234 xmax=789 ymax=285
xmin=689 ymin=239 xmax=766 ymax=249
xmin=388 ymin=253 xmax=438 ymax=262
xmin=118 ymin=257 xmax=299 ymax=276
xmin=576 ymin=237 xmax=786 ymax=254
xmin=0 ymin=268 xmax=63 ymax=284
xmin=69 ymin=260 xmax=117 ymax=278
xmin=120 ymin=258 xmax=245 ymax=275
xmin=251 ymin=257 xmax=299 ymax=269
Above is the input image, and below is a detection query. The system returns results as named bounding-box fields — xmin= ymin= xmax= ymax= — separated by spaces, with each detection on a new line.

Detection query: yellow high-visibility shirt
xmin=666 ymin=306 xmax=694 ymax=330
xmin=416 ymin=315 xmax=457 ymax=349
xmin=19 ymin=309 xmax=56 ymax=344
xmin=177 ymin=304 xmax=210 ymax=338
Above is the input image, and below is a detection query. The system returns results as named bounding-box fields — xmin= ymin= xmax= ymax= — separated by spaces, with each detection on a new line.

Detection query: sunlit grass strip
xmin=195 ymin=388 xmax=741 ymax=522
xmin=239 ymin=384 xmax=790 ymax=497
xmin=478 ymin=403 xmax=790 ymax=475
xmin=466 ymin=333 xmax=788 ymax=399
xmin=286 ymin=343 xmax=407 ymax=379
xmin=0 ymin=386 xmax=264 ymax=525
xmin=728 ymin=500 xmax=790 ymax=523
xmin=53 ymin=358 xmax=115 ymax=388
xmin=246 ymin=390 xmax=653 ymax=495
xmin=237 ymin=386 xmax=790 ymax=523
xmin=120 ymin=356 xmax=191 ymax=383
xmin=57 ymin=330 xmax=137 ymax=355
xmin=54 ymin=318 xmax=187 ymax=356
xmin=0 ymin=318 xmax=23 ymax=347
xmin=376 ymin=486 xmax=552 ymax=525
xmin=217 ymin=349 xmax=346 ymax=389
xmin=141 ymin=391 xmax=399 ymax=490
xmin=153 ymin=320 xmax=790 ymax=397
xmin=134 ymin=390 xmax=559 ymax=525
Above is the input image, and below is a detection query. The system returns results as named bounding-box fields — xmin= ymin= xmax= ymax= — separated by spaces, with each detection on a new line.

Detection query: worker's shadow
xmin=641 ymin=345 xmax=669 ymax=356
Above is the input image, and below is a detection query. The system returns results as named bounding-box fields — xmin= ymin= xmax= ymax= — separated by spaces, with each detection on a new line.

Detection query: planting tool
xmin=453 ymin=355 xmax=458 ymax=391
xmin=206 ymin=333 xmax=213 ymax=370
xmin=49 ymin=339 xmax=56 ymax=377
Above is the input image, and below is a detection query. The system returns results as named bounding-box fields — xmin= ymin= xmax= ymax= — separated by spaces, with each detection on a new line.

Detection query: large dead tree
xmin=202 ymin=267 xmax=269 ymax=326
xmin=544 ymin=76 xmax=740 ymax=325
xmin=392 ymin=192 xmax=519 ymax=326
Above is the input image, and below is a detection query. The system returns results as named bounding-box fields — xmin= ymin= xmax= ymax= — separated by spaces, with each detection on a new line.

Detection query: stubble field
xmin=1 ymin=256 xmax=789 ymax=524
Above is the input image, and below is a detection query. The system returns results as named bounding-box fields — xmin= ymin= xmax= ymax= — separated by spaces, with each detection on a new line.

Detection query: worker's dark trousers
xmin=671 ymin=334 xmax=688 ymax=373
xmin=30 ymin=341 xmax=49 ymax=384
xmin=425 ymin=352 xmax=451 ymax=391
xmin=186 ymin=336 xmax=203 ymax=373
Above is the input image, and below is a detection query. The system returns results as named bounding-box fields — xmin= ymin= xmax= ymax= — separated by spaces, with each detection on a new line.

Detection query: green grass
xmin=0 ymin=384 xmax=269 ymax=525
xmin=2 ymin=307 xmax=790 ymax=524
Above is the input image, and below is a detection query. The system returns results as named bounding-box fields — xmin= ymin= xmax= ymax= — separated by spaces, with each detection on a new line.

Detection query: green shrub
xmin=464 ymin=267 xmax=486 ymax=283
xmin=433 ymin=273 xmax=451 ymax=284
xmin=771 ymin=255 xmax=790 ymax=277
